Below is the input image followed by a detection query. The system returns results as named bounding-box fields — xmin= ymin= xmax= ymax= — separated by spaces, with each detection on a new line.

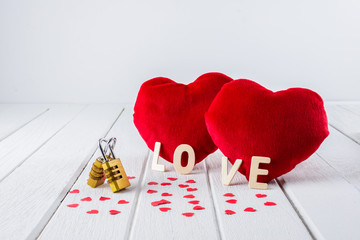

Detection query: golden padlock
xmin=100 ymin=137 xmax=130 ymax=193
xmin=87 ymin=157 xmax=105 ymax=188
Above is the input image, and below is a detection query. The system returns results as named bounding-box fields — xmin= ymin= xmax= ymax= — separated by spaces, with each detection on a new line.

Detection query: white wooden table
xmin=0 ymin=103 xmax=359 ymax=240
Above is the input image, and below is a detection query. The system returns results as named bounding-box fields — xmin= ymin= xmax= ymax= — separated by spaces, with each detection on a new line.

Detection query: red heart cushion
xmin=205 ymin=79 xmax=329 ymax=182
xmin=133 ymin=72 xmax=232 ymax=165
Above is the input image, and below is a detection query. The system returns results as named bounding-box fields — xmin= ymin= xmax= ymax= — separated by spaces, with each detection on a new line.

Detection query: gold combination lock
xmin=99 ymin=137 xmax=130 ymax=193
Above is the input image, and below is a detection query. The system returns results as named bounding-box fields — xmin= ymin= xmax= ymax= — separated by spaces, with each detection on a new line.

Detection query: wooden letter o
xmin=173 ymin=144 xmax=195 ymax=175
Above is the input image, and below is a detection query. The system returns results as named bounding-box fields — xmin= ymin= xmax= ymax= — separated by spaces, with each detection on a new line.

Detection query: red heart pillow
xmin=205 ymin=79 xmax=329 ymax=182
xmin=133 ymin=72 xmax=232 ymax=165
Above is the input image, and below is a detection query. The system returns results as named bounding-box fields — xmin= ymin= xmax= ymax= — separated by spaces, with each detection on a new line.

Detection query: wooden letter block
xmin=248 ymin=156 xmax=271 ymax=190
xmin=173 ymin=144 xmax=195 ymax=175
xmin=222 ymin=156 xmax=242 ymax=186
xmin=152 ymin=142 xmax=165 ymax=172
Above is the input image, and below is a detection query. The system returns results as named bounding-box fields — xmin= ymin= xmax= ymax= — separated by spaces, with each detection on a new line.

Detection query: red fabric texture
xmin=133 ymin=72 xmax=232 ymax=165
xmin=205 ymin=79 xmax=329 ymax=183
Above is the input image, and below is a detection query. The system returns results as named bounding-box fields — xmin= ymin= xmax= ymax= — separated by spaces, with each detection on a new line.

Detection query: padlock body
xmin=87 ymin=158 xmax=105 ymax=188
xmin=102 ymin=158 xmax=130 ymax=192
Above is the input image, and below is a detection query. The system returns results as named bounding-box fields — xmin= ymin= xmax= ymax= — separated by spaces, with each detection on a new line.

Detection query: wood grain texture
xmin=0 ymin=104 xmax=49 ymax=141
xmin=0 ymin=104 xmax=85 ymax=182
xmin=0 ymin=104 xmax=123 ymax=240
xmin=38 ymin=107 xmax=149 ymax=240
xmin=325 ymin=104 xmax=360 ymax=144
xmin=316 ymin=126 xmax=360 ymax=192
xmin=207 ymin=151 xmax=312 ymax=240
xmin=278 ymin=153 xmax=360 ymax=240
xmin=129 ymin=154 xmax=220 ymax=240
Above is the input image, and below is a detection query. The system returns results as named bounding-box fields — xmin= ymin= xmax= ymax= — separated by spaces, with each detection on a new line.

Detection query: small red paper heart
xmin=183 ymin=194 xmax=195 ymax=199
xmin=205 ymin=79 xmax=329 ymax=182
xmin=99 ymin=196 xmax=110 ymax=201
xmin=147 ymin=189 xmax=157 ymax=194
xmin=128 ymin=176 xmax=136 ymax=179
xmin=226 ymin=199 xmax=237 ymax=204
xmin=69 ymin=189 xmax=79 ymax=194
xmin=161 ymin=192 xmax=172 ymax=197
xmin=148 ymin=181 xmax=158 ymax=185
xmin=151 ymin=199 xmax=171 ymax=206
xmin=185 ymin=179 xmax=196 ymax=183
xmin=244 ymin=207 xmax=256 ymax=212
xmin=178 ymin=184 xmax=189 ymax=188
xmin=134 ymin=73 xmax=233 ymax=166
xmin=86 ymin=210 xmax=99 ymax=214
xmin=159 ymin=207 xmax=172 ymax=212
xmin=256 ymin=194 xmax=267 ymax=198
xmin=223 ymin=193 xmax=235 ymax=197
xmin=187 ymin=188 xmax=197 ymax=192
xmin=67 ymin=204 xmax=79 ymax=208
xmin=193 ymin=206 xmax=205 ymax=210
xmin=161 ymin=182 xmax=171 ymax=186
xmin=109 ymin=210 xmax=121 ymax=215
xmin=118 ymin=200 xmax=129 ymax=204
xmin=188 ymin=200 xmax=200 ymax=205
xmin=182 ymin=212 xmax=194 ymax=217
xmin=167 ymin=177 xmax=177 ymax=181
xmin=225 ymin=210 xmax=236 ymax=215
xmin=264 ymin=201 xmax=277 ymax=206
xmin=81 ymin=197 xmax=92 ymax=202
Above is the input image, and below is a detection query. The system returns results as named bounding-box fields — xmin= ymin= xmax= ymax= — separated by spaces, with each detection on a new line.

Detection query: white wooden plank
xmin=316 ymin=126 xmax=360 ymax=192
xmin=38 ymin=107 xmax=149 ymax=240
xmin=206 ymin=151 xmax=312 ymax=240
xmin=0 ymin=104 xmax=49 ymax=141
xmin=278 ymin=154 xmax=360 ymax=240
xmin=0 ymin=104 xmax=123 ymax=240
xmin=0 ymin=104 xmax=85 ymax=182
xmin=129 ymin=154 xmax=220 ymax=239
xmin=325 ymin=104 xmax=360 ymax=144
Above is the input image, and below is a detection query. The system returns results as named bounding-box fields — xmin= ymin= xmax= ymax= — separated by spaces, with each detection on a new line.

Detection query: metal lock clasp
xmin=100 ymin=137 xmax=130 ymax=193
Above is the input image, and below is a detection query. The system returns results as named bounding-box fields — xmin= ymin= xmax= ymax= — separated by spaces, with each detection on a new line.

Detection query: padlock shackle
xmin=107 ymin=137 xmax=117 ymax=159
xmin=99 ymin=138 xmax=109 ymax=161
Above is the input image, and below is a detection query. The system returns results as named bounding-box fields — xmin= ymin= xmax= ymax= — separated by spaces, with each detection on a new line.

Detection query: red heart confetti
xmin=264 ymin=201 xmax=277 ymax=206
xmin=225 ymin=210 xmax=236 ymax=215
xmin=151 ymin=199 xmax=171 ymax=206
xmin=109 ymin=210 xmax=121 ymax=215
xmin=147 ymin=189 xmax=158 ymax=194
xmin=223 ymin=193 xmax=235 ymax=197
xmin=67 ymin=204 xmax=79 ymax=208
xmin=226 ymin=199 xmax=237 ymax=204
xmin=167 ymin=177 xmax=177 ymax=181
xmin=148 ymin=181 xmax=158 ymax=185
xmin=81 ymin=197 xmax=92 ymax=202
xmin=179 ymin=184 xmax=189 ymax=188
xmin=244 ymin=207 xmax=256 ymax=212
xmin=159 ymin=207 xmax=172 ymax=212
xmin=118 ymin=200 xmax=130 ymax=204
xmin=69 ymin=189 xmax=79 ymax=194
xmin=184 ymin=194 xmax=195 ymax=199
xmin=128 ymin=176 xmax=136 ymax=179
xmin=187 ymin=188 xmax=197 ymax=192
xmin=161 ymin=182 xmax=171 ymax=186
xmin=256 ymin=194 xmax=267 ymax=198
xmin=99 ymin=196 xmax=111 ymax=201
xmin=188 ymin=200 xmax=200 ymax=205
xmin=185 ymin=179 xmax=196 ymax=183
xmin=161 ymin=192 xmax=172 ymax=197
xmin=193 ymin=206 xmax=205 ymax=210
xmin=182 ymin=212 xmax=194 ymax=217
xmin=86 ymin=210 xmax=99 ymax=214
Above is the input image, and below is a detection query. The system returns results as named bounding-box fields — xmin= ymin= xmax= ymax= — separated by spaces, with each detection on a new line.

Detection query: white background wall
xmin=0 ymin=0 xmax=359 ymax=103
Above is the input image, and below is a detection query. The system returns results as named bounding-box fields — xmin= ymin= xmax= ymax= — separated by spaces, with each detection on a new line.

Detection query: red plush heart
xmin=134 ymin=73 xmax=232 ymax=165
xmin=205 ymin=79 xmax=329 ymax=183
